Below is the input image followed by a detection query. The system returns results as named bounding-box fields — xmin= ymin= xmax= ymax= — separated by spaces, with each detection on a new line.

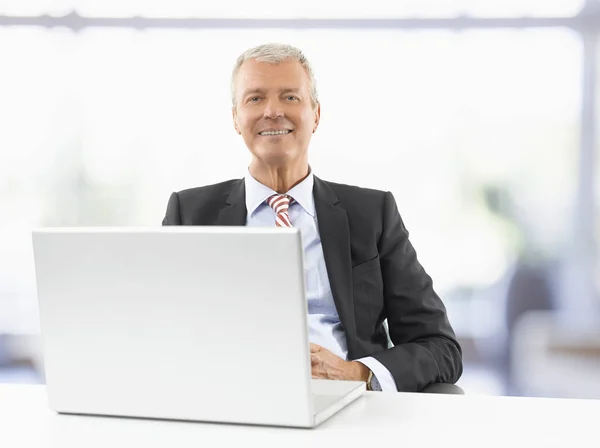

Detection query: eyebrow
xmin=242 ymin=88 xmax=302 ymax=97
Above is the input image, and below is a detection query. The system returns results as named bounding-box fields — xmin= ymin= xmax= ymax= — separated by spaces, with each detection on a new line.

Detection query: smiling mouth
xmin=258 ymin=130 xmax=293 ymax=136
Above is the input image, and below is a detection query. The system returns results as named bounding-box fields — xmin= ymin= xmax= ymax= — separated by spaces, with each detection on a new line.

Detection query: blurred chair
xmin=421 ymin=383 xmax=464 ymax=394
xmin=512 ymin=310 xmax=600 ymax=399
xmin=503 ymin=261 xmax=557 ymax=394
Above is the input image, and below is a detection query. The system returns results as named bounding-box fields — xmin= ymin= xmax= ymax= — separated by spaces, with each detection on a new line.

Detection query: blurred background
xmin=1 ymin=0 xmax=599 ymax=398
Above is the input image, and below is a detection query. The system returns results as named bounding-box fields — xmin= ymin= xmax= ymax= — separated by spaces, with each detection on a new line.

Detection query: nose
xmin=263 ymin=98 xmax=284 ymax=119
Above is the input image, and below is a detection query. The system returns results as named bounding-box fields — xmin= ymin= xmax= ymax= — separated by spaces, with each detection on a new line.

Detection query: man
xmin=162 ymin=43 xmax=462 ymax=392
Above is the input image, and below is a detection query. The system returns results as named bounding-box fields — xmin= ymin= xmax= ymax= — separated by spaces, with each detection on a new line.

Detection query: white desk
xmin=1 ymin=384 xmax=599 ymax=448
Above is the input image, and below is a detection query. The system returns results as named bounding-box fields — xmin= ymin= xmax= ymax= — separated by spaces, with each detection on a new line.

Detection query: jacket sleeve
xmin=371 ymin=191 xmax=463 ymax=391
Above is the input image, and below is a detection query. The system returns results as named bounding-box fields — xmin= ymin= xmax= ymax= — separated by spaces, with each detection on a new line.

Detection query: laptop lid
xmin=33 ymin=227 xmax=315 ymax=427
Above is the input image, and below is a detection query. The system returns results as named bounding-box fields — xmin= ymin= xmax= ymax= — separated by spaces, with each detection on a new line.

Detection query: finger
xmin=311 ymin=354 xmax=320 ymax=366
xmin=311 ymin=366 xmax=326 ymax=379
xmin=310 ymin=343 xmax=321 ymax=353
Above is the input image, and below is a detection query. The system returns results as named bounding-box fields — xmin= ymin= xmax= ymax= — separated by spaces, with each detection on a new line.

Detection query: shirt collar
xmin=244 ymin=168 xmax=315 ymax=218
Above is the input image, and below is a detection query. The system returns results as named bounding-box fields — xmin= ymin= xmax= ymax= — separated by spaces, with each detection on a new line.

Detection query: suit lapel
xmin=313 ymin=176 xmax=357 ymax=355
xmin=217 ymin=179 xmax=247 ymax=226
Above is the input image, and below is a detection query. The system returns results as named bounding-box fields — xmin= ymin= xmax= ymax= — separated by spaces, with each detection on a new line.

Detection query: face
xmin=232 ymin=58 xmax=320 ymax=167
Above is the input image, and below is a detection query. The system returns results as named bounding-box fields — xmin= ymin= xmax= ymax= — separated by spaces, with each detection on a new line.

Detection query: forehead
xmin=236 ymin=59 xmax=311 ymax=92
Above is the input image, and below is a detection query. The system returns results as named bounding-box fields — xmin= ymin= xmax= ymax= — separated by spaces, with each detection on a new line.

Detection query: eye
xmin=286 ymin=95 xmax=299 ymax=101
xmin=249 ymin=96 xmax=260 ymax=102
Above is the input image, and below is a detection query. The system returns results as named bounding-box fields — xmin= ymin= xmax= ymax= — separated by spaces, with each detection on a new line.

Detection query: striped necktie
xmin=267 ymin=194 xmax=293 ymax=228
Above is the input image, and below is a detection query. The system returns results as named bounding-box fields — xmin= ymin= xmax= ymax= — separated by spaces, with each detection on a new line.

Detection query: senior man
xmin=162 ymin=43 xmax=462 ymax=392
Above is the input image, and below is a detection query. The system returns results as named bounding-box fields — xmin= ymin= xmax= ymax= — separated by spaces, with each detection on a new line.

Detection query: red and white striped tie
xmin=267 ymin=194 xmax=293 ymax=228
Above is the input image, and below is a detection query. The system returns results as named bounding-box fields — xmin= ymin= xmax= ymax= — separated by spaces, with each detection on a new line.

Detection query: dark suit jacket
xmin=162 ymin=176 xmax=462 ymax=392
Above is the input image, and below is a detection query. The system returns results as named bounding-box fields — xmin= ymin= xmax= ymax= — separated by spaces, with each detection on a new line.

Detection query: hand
xmin=310 ymin=343 xmax=371 ymax=382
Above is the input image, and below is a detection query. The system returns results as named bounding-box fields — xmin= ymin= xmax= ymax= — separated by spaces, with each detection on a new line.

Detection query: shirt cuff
xmin=355 ymin=356 xmax=398 ymax=392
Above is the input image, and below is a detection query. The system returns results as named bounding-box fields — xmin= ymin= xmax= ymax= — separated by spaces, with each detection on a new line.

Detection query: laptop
xmin=32 ymin=227 xmax=365 ymax=428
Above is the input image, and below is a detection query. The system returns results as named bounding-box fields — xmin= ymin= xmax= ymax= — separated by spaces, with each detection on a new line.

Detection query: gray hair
xmin=231 ymin=43 xmax=319 ymax=109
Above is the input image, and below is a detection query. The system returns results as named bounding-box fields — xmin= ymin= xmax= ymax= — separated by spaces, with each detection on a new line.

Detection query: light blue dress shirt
xmin=244 ymin=170 xmax=398 ymax=392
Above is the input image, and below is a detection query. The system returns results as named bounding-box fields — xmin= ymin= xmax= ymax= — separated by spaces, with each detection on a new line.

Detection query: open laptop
xmin=32 ymin=227 xmax=364 ymax=428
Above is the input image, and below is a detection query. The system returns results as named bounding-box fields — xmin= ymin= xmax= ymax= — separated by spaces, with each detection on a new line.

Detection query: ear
xmin=232 ymin=106 xmax=241 ymax=135
xmin=312 ymin=103 xmax=321 ymax=133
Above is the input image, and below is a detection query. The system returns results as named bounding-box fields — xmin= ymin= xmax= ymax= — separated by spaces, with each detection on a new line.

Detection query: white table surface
xmin=2 ymin=384 xmax=599 ymax=448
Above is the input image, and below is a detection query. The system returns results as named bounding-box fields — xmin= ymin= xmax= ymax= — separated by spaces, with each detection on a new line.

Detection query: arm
xmin=162 ymin=192 xmax=181 ymax=225
xmin=371 ymin=191 xmax=462 ymax=392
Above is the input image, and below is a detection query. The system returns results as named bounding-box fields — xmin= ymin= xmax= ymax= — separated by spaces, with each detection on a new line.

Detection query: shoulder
xmin=175 ymin=179 xmax=241 ymax=203
xmin=166 ymin=179 xmax=243 ymax=225
xmin=318 ymin=178 xmax=390 ymax=205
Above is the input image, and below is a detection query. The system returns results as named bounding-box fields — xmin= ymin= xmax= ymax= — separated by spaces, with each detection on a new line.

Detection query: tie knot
xmin=267 ymin=194 xmax=294 ymax=228
xmin=267 ymin=194 xmax=292 ymax=212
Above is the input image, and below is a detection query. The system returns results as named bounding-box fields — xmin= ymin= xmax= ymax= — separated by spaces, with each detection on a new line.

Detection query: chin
xmin=254 ymin=147 xmax=298 ymax=165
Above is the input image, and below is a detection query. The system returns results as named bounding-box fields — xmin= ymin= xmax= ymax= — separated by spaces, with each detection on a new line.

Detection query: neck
xmin=248 ymin=159 xmax=310 ymax=193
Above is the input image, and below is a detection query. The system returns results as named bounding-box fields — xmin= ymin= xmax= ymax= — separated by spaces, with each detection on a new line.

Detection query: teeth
xmin=260 ymin=130 xmax=291 ymax=136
